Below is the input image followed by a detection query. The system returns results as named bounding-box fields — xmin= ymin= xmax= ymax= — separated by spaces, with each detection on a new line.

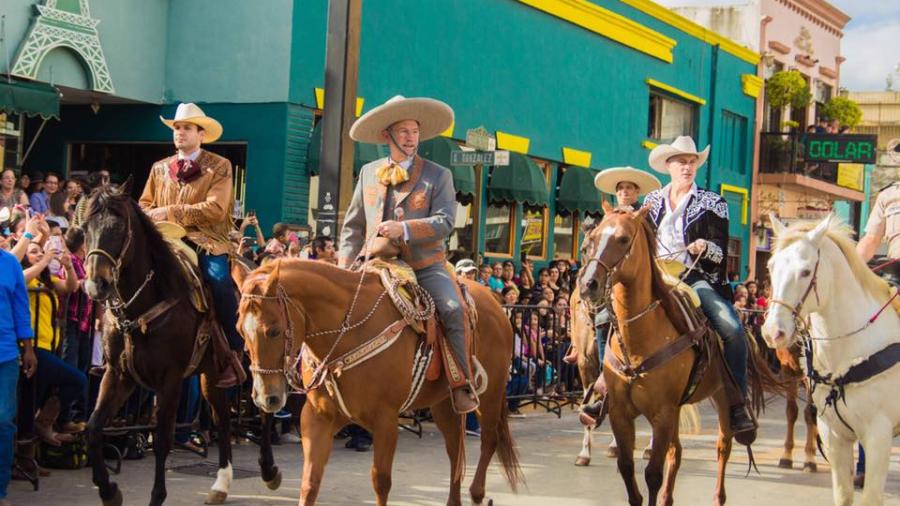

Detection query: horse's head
xmin=238 ymin=260 xmax=299 ymax=413
xmin=82 ymin=179 xmax=135 ymax=301
xmin=762 ymin=214 xmax=832 ymax=349
xmin=577 ymin=200 xmax=650 ymax=306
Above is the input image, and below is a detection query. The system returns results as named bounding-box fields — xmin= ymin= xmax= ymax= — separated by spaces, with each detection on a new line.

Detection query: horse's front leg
xmin=87 ymin=369 xmax=135 ymax=506
xmin=646 ymin=410 xmax=677 ymax=506
xmin=821 ymin=420 xmax=854 ymax=506
xmin=149 ymin=377 xmax=183 ymax=506
xmin=779 ymin=381 xmax=798 ymax=469
xmin=858 ymin=418 xmax=892 ymax=506
xmin=369 ymin=413 xmax=400 ymax=506
xmin=201 ymin=372 xmax=234 ymax=505
xmin=711 ymin=386 xmax=733 ymax=506
xmin=299 ymin=397 xmax=338 ymax=505
xmin=802 ymin=398 xmax=818 ymax=472
xmin=258 ymin=412 xmax=282 ymax=489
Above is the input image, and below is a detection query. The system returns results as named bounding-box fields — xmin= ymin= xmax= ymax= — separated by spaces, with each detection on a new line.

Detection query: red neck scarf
xmin=168 ymin=156 xmax=203 ymax=183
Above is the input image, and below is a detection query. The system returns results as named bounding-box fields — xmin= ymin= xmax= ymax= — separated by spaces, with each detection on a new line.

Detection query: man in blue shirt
xmin=0 ymin=248 xmax=37 ymax=505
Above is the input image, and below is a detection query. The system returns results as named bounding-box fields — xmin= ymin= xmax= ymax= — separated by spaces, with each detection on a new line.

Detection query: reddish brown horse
xmin=578 ymin=203 xmax=781 ymax=505
xmin=772 ymin=346 xmax=819 ymax=472
xmin=236 ymin=258 xmax=523 ymax=506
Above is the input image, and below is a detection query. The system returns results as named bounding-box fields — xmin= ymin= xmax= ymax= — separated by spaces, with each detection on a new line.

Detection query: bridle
xmin=579 ymin=221 xmax=638 ymax=309
xmin=241 ymin=284 xmax=306 ymax=390
xmin=85 ymin=210 xmax=156 ymax=315
xmin=768 ymin=251 xmax=821 ymax=332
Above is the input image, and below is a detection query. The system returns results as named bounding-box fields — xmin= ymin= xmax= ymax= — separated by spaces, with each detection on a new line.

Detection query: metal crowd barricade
xmin=503 ymin=304 xmax=582 ymax=417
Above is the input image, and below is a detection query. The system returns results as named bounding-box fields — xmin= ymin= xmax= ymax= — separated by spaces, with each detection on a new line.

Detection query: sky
xmin=656 ymin=0 xmax=900 ymax=92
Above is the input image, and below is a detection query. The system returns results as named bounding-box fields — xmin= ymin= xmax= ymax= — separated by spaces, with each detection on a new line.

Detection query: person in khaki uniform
xmin=138 ymin=103 xmax=244 ymax=387
xmin=858 ymin=181 xmax=900 ymax=265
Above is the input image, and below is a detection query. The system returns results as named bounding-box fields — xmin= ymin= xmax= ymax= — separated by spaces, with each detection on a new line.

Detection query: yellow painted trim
xmin=440 ymin=120 xmax=455 ymax=138
xmin=496 ymin=131 xmax=530 ymax=154
xmin=642 ymin=140 xmax=659 ymax=150
xmin=562 ymin=147 xmax=592 ymax=167
xmin=314 ymin=87 xmax=325 ymax=109
xmin=620 ymin=0 xmax=760 ymax=65
xmin=646 ymin=78 xmax=706 ymax=105
xmin=741 ymin=74 xmax=763 ymax=99
xmin=516 ymin=0 xmax=676 ymax=63
xmin=720 ymin=183 xmax=748 ymax=225
xmin=313 ymin=87 xmax=364 ymax=117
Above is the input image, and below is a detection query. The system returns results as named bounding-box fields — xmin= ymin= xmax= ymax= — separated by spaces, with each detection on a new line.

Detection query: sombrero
xmin=593 ymin=167 xmax=661 ymax=196
xmin=349 ymin=95 xmax=454 ymax=145
xmin=160 ymin=103 xmax=223 ymax=144
xmin=648 ymin=136 xmax=710 ymax=174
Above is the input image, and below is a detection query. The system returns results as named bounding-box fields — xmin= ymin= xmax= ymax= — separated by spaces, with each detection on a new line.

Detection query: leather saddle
xmin=363 ymin=257 xmax=478 ymax=389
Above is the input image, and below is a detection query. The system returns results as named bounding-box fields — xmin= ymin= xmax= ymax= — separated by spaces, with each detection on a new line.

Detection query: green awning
xmin=419 ymin=136 xmax=476 ymax=205
xmin=0 ymin=80 xmax=60 ymax=120
xmin=307 ymin=121 xmax=386 ymax=176
xmin=557 ymin=166 xmax=602 ymax=215
xmin=487 ymin=152 xmax=549 ymax=207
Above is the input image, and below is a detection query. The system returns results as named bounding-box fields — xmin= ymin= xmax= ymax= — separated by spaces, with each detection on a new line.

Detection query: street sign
xmin=804 ymin=134 xmax=877 ymax=164
xmin=466 ymin=126 xmax=496 ymax=152
xmin=451 ymin=150 xmax=509 ymax=166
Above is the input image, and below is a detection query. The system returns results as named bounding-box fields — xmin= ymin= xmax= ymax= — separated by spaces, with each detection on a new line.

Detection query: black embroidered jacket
xmin=643 ymin=186 xmax=730 ymax=288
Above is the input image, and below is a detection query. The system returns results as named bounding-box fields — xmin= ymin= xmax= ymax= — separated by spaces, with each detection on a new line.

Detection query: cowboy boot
xmin=216 ymin=350 xmax=247 ymax=389
xmin=579 ymin=374 xmax=608 ymax=426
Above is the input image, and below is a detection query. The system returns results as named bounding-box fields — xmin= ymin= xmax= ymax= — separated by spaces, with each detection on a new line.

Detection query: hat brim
xmin=349 ymin=97 xmax=454 ymax=145
xmin=648 ymin=144 xmax=709 ymax=174
xmin=594 ymin=167 xmax=661 ymax=196
xmin=160 ymin=115 xmax=223 ymax=144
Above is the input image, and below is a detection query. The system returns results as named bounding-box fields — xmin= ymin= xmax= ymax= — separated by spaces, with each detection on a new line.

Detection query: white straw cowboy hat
xmin=594 ymin=166 xmax=661 ymax=196
xmin=349 ymin=95 xmax=454 ymax=145
xmin=160 ymin=103 xmax=223 ymax=144
xmin=648 ymin=136 xmax=710 ymax=174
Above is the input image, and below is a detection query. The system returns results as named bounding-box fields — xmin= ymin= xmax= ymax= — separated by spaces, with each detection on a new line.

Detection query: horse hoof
xmin=642 ymin=447 xmax=652 ymax=460
xmin=803 ymin=462 xmax=817 ymax=473
xmin=264 ymin=470 xmax=282 ymax=490
xmin=777 ymin=458 xmax=793 ymax=469
xmin=101 ymin=487 xmax=123 ymax=506
xmin=574 ymin=456 xmax=590 ymax=466
xmin=205 ymin=490 xmax=227 ymax=505
xmin=606 ymin=446 xmax=619 ymax=459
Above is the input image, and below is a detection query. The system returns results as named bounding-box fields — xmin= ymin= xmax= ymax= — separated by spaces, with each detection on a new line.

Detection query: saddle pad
xmin=172 ymin=247 xmax=207 ymax=313
xmin=364 ymin=258 xmax=418 ymax=301
xmin=656 ymin=259 xmax=701 ymax=308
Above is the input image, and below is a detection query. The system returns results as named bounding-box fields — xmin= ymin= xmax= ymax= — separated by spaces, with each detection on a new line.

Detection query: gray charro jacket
xmin=338 ymin=155 xmax=457 ymax=271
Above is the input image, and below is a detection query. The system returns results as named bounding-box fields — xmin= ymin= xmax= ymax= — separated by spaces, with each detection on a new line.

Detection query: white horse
xmin=762 ymin=214 xmax=900 ymax=506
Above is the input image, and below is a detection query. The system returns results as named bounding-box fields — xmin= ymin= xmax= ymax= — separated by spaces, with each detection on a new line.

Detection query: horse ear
xmin=635 ymin=205 xmax=650 ymax=221
xmin=769 ymin=213 xmax=787 ymax=237
xmin=120 ymin=175 xmax=134 ymax=194
xmin=601 ymin=199 xmax=614 ymax=214
xmin=231 ymin=259 xmax=250 ymax=291
xmin=263 ymin=260 xmax=281 ymax=295
xmin=807 ymin=213 xmax=832 ymax=246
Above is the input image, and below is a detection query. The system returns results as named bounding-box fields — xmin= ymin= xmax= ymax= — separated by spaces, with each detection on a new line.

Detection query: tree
xmin=765 ymin=70 xmax=812 ymax=110
xmin=820 ymin=97 xmax=863 ymax=129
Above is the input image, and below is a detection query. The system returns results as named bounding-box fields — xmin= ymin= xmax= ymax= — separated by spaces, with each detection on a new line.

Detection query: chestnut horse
xmin=578 ymin=203 xmax=781 ymax=505
xmin=236 ymin=258 xmax=523 ymax=506
xmin=81 ymin=183 xmax=281 ymax=506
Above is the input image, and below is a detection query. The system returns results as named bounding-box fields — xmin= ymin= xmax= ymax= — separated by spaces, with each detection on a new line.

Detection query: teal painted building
xmin=1 ymin=0 xmax=760 ymax=273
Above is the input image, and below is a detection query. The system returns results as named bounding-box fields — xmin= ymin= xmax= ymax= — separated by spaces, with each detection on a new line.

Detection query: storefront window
xmin=554 ymin=213 xmax=575 ymax=260
xmin=448 ymin=203 xmax=475 ymax=262
xmin=648 ymin=93 xmax=696 ymax=143
xmin=0 ymin=113 xmax=21 ymax=172
xmin=484 ymin=203 xmax=513 ymax=256
xmin=727 ymin=237 xmax=742 ymax=278
xmin=521 ymin=206 xmax=547 ymax=259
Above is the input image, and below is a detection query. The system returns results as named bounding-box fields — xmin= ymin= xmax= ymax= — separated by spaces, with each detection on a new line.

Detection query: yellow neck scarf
xmin=376 ymin=161 xmax=410 ymax=186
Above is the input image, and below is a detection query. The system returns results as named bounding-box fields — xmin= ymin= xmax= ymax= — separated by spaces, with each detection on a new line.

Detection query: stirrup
xmin=450 ymin=383 xmax=479 ymax=414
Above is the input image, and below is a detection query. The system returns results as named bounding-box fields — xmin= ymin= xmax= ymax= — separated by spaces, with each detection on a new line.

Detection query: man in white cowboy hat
xmin=643 ymin=135 xmax=757 ymax=442
xmin=138 ymin=102 xmax=245 ymax=388
xmin=338 ymin=95 xmax=479 ymax=413
xmin=579 ymin=167 xmax=661 ymax=425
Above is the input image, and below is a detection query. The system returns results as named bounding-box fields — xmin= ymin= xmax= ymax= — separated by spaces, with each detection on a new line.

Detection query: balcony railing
xmin=759 ymin=132 xmax=877 ymax=190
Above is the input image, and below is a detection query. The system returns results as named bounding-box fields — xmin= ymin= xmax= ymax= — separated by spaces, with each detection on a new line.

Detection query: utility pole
xmin=315 ymin=0 xmax=362 ymax=240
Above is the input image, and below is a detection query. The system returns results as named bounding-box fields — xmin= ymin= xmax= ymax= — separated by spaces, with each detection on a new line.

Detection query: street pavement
xmin=6 ymin=398 xmax=899 ymax=505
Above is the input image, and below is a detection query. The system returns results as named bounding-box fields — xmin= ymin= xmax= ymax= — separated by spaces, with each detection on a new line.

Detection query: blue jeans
xmin=691 ymin=280 xmax=748 ymax=397
xmin=62 ymin=324 xmax=91 ymax=372
xmin=0 ymin=358 xmax=19 ymax=499
xmin=199 ymin=253 xmax=242 ymax=351
xmin=35 ymin=349 xmax=87 ymax=423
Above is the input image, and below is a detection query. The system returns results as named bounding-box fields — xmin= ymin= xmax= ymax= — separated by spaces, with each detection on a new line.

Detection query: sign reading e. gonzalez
xmin=804 ymin=134 xmax=877 ymax=164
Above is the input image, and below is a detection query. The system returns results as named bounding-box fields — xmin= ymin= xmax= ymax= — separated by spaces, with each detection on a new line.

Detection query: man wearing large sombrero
xmin=338 ymin=95 xmax=479 ymax=413
xmin=138 ymin=103 xmax=245 ymax=388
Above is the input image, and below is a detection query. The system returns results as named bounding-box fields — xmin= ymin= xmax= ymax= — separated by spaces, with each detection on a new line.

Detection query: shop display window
xmin=484 ymin=203 xmax=514 ymax=257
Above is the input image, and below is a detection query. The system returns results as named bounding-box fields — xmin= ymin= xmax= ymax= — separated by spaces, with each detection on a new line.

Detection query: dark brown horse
xmin=578 ymin=203 xmax=782 ymax=505
xmin=82 ymin=183 xmax=280 ymax=506
xmin=236 ymin=258 xmax=524 ymax=506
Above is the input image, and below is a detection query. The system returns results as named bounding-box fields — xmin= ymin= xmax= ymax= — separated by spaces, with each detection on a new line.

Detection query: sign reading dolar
xmin=805 ymin=134 xmax=877 ymax=164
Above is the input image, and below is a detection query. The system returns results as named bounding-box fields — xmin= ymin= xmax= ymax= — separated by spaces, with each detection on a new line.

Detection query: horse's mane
xmin=635 ymin=214 xmax=692 ymax=335
xmin=773 ymin=218 xmax=899 ymax=312
xmin=84 ymin=185 xmax=184 ymax=296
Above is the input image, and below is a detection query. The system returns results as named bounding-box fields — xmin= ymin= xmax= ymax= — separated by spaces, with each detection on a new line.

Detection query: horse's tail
xmin=495 ymin=398 xmax=525 ymax=493
xmin=745 ymin=329 xmax=792 ymax=416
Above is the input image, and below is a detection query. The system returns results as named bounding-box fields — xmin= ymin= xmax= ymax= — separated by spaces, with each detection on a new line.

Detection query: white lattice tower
xmin=11 ymin=0 xmax=114 ymax=93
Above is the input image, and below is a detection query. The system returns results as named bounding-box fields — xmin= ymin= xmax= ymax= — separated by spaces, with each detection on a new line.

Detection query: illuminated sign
xmin=805 ymin=134 xmax=877 ymax=164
